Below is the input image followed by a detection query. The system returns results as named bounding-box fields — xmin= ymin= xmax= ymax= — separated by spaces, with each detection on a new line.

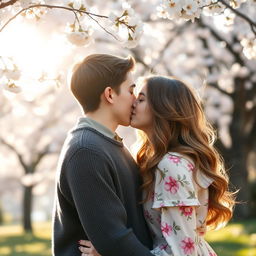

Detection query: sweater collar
xmin=75 ymin=117 xmax=123 ymax=142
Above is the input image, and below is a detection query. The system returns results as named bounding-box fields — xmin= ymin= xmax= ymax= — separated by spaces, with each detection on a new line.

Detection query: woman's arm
xmin=151 ymin=206 xmax=198 ymax=256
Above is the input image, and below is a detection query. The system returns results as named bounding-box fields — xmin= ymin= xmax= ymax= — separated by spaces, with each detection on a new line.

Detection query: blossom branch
xmin=218 ymin=0 xmax=256 ymax=36
xmin=0 ymin=0 xmax=18 ymax=9
xmin=86 ymin=13 xmax=120 ymax=41
xmin=0 ymin=4 xmax=109 ymax=33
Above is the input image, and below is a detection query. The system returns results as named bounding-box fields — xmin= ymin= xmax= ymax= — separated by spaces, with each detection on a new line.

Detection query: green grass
xmin=0 ymin=220 xmax=255 ymax=256
xmin=205 ymin=220 xmax=256 ymax=256
xmin=0 ymin=222 xmax=51 ymax=256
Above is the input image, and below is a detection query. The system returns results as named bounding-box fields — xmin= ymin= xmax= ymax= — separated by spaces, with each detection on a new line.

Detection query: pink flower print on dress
xmin=187 ymin=162 xmax=194 ymax=172
xmin=179 ymin=206 xmax=193 ymax=217
xmin=180 ymin=237 xmax=195 ymax=255
xmin=168 ymin=155 xmax=181 ymax=164
xmin=161 ymin=222 xmax=172 ymax=236
xmin=165 ymin=176 xmax=179 ymax=194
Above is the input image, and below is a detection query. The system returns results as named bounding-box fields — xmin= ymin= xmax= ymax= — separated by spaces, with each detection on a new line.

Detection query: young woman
xmin=79 ymin=76 xmax=235 ymax=256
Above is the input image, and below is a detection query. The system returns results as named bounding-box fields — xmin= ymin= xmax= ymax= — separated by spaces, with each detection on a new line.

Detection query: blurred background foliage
xmin=0 ymin=0 xmax=256 ymax=254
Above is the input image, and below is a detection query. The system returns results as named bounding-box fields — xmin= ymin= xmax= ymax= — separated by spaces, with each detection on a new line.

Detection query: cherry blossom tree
xmin=0 ymin=0 xmax=255 ymax=221
xmin=0 ymin=85 xmax=79 ymax=232
xmin=0 ymin=1 xmax=255 ymax=94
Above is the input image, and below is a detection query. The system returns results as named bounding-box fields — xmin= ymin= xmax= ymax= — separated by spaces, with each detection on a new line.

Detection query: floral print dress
xmin=143 ymin=152 xmax=217 ymax=256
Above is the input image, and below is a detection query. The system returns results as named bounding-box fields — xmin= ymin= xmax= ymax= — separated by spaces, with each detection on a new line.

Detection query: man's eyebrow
xmin=130 ymin=84 xmax=136 ymax=88
xmin=139 ymin=92 xmax=146 ymax=96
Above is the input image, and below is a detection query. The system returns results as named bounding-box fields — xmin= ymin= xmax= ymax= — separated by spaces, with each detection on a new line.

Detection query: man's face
xmin=112 ymin=72 xmax=136 ymax=126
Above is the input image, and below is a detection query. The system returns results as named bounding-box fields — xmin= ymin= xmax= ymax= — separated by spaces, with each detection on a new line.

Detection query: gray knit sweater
xmin=52 ymin=125 xmax=153 ymax=256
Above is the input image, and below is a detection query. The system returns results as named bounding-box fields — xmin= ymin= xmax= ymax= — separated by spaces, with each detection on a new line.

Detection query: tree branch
xmin=86 ymin=13 xmax=119 ymax=41
xmin=196 ymin=24 xmax=235 ymax=98
xmin=0 ymin=0 xmax=18 ymax=9
xmin=32 ymin=144 xmax=52 ymax=167
xmin=197 ymin=19 xmax=245 ymax=66
xmin=0 ymin=137 xmax=27 ymax=170
xmin=218 ymin=0 xmax=256 ymax=36
xmin=0 ymin=4 xmax=109 ymax=33
xmin=151 ymin=23 xmax=189 ymax=75
xmin=130 ymin=23 xmax=189 ymax=75
xmin=129 ymin=48 xmax=151 ymax=72
xmin=207 ymin=82 xmax=233 ymax=97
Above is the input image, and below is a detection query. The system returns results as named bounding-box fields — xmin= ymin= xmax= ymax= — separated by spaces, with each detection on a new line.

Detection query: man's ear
xmin=102 ymin=86 xmax=114 ymax=104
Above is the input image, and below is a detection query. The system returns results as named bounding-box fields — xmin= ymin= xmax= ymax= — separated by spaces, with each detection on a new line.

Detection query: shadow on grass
xmin=0 ymin=233 xmax=51 ymax=256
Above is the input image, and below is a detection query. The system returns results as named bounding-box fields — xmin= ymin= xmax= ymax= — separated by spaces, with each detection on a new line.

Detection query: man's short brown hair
xmin=70 ymin=54 xmax=135 ymax=113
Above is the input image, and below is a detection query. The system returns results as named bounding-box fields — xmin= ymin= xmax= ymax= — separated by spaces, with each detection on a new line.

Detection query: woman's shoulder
xmin=157 ymin=152 xmax=213 ymax=189
xmin=158 ymin=152 xmax=195 ymax=172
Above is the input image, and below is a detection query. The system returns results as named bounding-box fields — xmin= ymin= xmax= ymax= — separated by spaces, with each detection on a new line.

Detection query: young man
xmin=52 ymin=54 xmax=153 ymax=256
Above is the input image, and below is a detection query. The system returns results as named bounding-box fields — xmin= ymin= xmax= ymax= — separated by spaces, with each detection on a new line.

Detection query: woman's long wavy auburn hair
xmin=136 ymin=76 xmax=236 ymax=230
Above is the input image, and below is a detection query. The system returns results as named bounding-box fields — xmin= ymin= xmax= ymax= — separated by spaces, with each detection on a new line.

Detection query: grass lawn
xmin=0 ymin=220 xmax=255 ymax=256
xmin=205 ymin=220 xmax=256 ymax=256
xmin=0 ymin=222 xmax=51 ymax=256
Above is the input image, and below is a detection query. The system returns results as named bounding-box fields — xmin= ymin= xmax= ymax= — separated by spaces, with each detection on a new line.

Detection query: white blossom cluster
xmin=12 ymin=1 xmax=144 ymax=48
xmin=157 ymin=0 xmax=251 ymax=21
xmin=158 ymin=0 xmax=212 ymax=21
xmin=54 ymin=1 xmax=143 ymax=48
xmin=0 ymin=57 xmax=21 ymax=93
xmin=0 ymin=0 xmax=255 ymax=94
xmin=65 ymin=20 xmax=94 ymax=47
xmin=241 ymin=37 xmax=256 ymax=59
xmin=66 ymin=25 xmax=94 ymax=46
xmin=108 ymin=2 xmax=144 ymax=48
xmin=18 ymin=0 xmax=47 ymax=20
xmin=19 ymin=0 xmax=44 ymax=9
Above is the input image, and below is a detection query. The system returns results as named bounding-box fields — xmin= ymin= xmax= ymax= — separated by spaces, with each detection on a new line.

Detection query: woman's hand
xmin=78 ymin=240 xmax=101 ymax=256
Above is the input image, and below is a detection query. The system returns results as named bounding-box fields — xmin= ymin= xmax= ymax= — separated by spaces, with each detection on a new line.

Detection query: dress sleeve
xmin=150 ymin=154 xmax=201 ymax=256
xmin=196 ymin=170 xmax=214 ymax=189
xmin=152 ymin=154 xmax=200 ymax=209
xmin=151 ymin=206 xmax=198 ymax=256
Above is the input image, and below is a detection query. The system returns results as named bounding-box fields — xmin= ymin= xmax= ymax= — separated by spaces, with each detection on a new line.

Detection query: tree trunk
xmin=0 ymin=200 xmax=3 ymax=224
xmin=224 ymin=148 xmax=250 ymax=219
xmin=22 ymin=185 xmax=33 ymax=233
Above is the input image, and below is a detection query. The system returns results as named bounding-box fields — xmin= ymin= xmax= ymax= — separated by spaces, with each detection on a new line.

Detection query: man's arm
xmin=66 ymin=148 xmax=153 ymax=256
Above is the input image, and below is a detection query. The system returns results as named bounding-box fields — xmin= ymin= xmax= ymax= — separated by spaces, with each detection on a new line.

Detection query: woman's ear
xmin=103 ymin=86 xmax=114 ymax=104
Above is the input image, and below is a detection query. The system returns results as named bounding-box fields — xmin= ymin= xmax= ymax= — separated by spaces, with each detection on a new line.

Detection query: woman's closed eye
xmin=137 ymin=98 xmax=144 ymax=103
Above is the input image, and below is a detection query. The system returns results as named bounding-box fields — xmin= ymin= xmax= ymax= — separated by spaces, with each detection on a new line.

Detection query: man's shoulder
xmin=64 ymin=127 xmax=123 ymax=158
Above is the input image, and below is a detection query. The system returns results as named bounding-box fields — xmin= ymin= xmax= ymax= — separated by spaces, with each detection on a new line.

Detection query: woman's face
xmin=131 ymin=84 xmax=153 ymax=133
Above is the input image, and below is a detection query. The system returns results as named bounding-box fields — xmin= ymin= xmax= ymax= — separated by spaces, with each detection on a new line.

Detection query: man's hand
xmin=78 ymin=240 xmax=101 ymax=256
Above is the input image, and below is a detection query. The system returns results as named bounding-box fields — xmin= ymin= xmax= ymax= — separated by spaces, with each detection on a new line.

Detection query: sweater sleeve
xmin=65 ymin=148 xmax=154 ymax=256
